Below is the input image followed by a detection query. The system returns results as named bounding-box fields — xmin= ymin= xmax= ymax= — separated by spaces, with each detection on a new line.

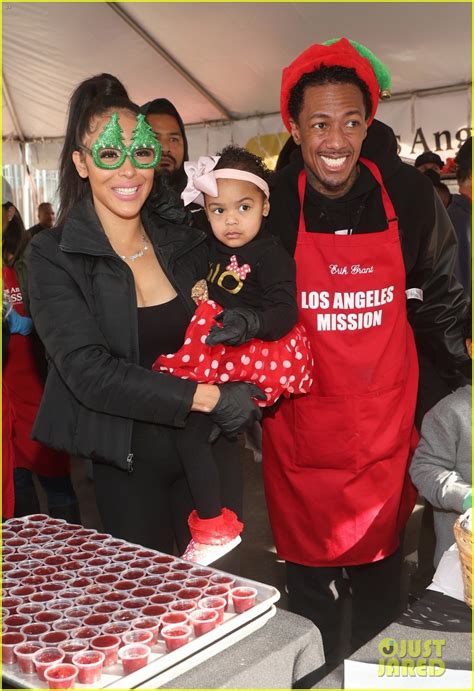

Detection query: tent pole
xmin=106 ymin=2 xmax=232 ymax=121
xmin=2 ymin=72 xmax=25 ymax=143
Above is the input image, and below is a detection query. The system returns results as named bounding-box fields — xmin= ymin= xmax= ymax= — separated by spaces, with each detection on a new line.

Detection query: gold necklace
xmin=119 ymin=234 xmax=149 ymax=261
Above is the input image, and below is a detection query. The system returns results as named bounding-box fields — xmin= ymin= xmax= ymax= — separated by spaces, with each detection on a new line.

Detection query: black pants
xmin=286 ymin=546 xmax=403 ymax=668
xmin=93 ymin=421 xmax=242 ymax=555
xmin=176 ymin=412 xmax=222 ymax=519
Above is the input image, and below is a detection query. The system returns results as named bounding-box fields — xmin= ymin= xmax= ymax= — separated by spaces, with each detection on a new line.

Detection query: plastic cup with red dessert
xmin=122 ymin=629 xmax=154 ymax=647
xmin=76 ymin=594 xmax=101 ymax=608
xmin=131 ymin=617 xmax=161 ymax=645
xmin=86 ymin=583 xmax=111 ymax=597
xmin=122 ymin=597 xmax=147 ymax=612
xmin=69 ymin=577 xmax=93 ymax=589
xmin=17 ymin=602 xmax=45 ymax=617
xmin=32 ymin=647 xmax=65 ymax=681
xmin=204 ymin=584 xmax=231 ymax=607
xmin=44 ymin=662 xmax=79 ymax=689
xmin=71 ymin=649 xmax=105 ymax=684
xmin=103 ymin=590 xmax=128 ymax=604
xmin=198 ymin=596 xmax=227 ymax=623
xmin=5 ymin=537 xmax=28 ymax=549
xmin=131 ymin=586 xmax=155 ymax=599
xmin=151 ymin=554 xmax=175 ymax=565
xmin=111 ymin=609 xmax=137 ymax=623
xmin=2 ymin=596 xmax=23 ymax=614
xmin=52 ymin=618 xmax=80 ymax=634
xmin=70 ymin=625 xmax=101 ymax=641
xmin=83 ymin=612 xmax=110 ymax=628
xmin=14 ymin=641 xmax=46 ymax=674
xmin=9 ymin=568 xmax=30 ymax=581
xmin=189 ymin=608 xmax=219 ymax=637
xmin=4 ymin=613 xmax=32 ymax=632
xmin=210 ymin=574 xmax=236 ymax=587
xmin=169 ymin=599 xmax=198 ymax=615
xmin=2 ymin=631 xmax=27 ymax=664
xmin=160 ymin=611 xmax=189 ymax=629
xmin=58 ymin=638 xmax=89 ymax=664
xmin=184 ymin=577 xmax=209 ymax=589
xmin=28 ymin=592 xmax=56 ymax=606
xmin=48 ymin=599 xmax=72 ymax=613
xmin=158 ymin=582 xmax=181 ymax=595
xmin=118 ymin=543 xmax=139 ymax=553
xmin=85 ymin=557 xmax=108 ymax=568
xmin=149 ymin=593 xmax=175 ymax=606
xmin=95 ymin=546 xmax=117 ymax=558
xmin=102 ymin=621 xmax=132 ymax=641
xmin=176 ymin=587 xmax=202 ymax=602
xmin=23 ymin=574 xmax=47 ymax=587
xmin=64 ymin=606 xmax=92 ymax=622
xmin=20 ymin=622 xmax=50 ymax=641
xmin=142 ymin=604 xmax=167 ymax=619
xmin=147 ymin=564 xmax=170 ymax=576
xmin=90 ymin=633 xmax=121 ymax=666
xmin=189 ymin=567 xmax=213 ymax=578
xmin=230 ymin=586 xmax=258 ymax=613
xmin=39 ymin=630 xmax=70 ymax=646
xmin=50 ymin=572 xmax=74 ymax=584
xmin=77 ymin=565 xmax=103 ymax=578
xmin=114 ymin=579 xmax=135 ymax=592
xmin=93 ymin=602 xmax=120 ymax=615
xmin=161 ymin=624 xmax=192 ymax=652
xmin=122 ymin=568 xmax=146 ymax=581
xmin=140 ymin=575 xmax=163 ymax=588
xmin=164 ymin=571 xmax=187 ymax=583
xmin=57 ymin=588 xmax=82 ymax=601
xmin=171 ymin=561 xmax=193 ymax=572
xmin=35 ymin=610 xmax=63 ymax=626
xmin=118 ymin=643 xmax=151 ymax=673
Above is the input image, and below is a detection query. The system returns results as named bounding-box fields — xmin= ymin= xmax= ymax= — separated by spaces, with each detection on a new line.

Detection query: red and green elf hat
xmin=280 ymin=37 xmax=392 ymax=131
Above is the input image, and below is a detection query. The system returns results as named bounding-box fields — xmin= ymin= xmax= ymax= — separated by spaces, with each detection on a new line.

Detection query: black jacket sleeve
xmin=406 ymin=193 xmax=469 ymax=376
xmin=28 ymin=236 xmax=197 ymax=427
xmin=255 ymin=243 xmax=299 ymax=340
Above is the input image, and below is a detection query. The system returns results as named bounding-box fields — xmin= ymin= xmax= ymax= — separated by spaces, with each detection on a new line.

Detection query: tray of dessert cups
xmin=2 ymin=514 xmax=280 ymax=689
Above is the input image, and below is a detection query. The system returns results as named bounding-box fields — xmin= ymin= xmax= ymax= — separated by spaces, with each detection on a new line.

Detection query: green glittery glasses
xmin=80 ymin=112 xmax=162 ymax=169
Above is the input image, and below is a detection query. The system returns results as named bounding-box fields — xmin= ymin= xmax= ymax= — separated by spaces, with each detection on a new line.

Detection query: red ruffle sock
xmin=182 ymin=509 xmax=244 ymax=565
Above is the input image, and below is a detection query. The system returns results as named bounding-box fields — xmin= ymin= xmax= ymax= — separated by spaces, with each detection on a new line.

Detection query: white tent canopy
xmin=2 ymin=1 xmax=472 ymax=186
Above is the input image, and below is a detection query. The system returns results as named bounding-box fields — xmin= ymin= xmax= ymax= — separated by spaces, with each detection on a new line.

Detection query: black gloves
xmin=209 ymin=382 xmax=266 ymax=442
xmin=205 ymin=308 xmax=261 ymax=346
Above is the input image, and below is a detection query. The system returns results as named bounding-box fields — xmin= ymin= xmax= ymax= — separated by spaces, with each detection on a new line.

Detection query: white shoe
xmin=181 ymin=536 xmax=242 ymax=565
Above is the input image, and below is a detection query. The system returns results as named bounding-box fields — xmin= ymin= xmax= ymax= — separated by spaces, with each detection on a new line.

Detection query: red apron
xmin=2 ymin=265 xmax=70 ymax=480
xmin=263 ymin=159 xmax=418 ymax=567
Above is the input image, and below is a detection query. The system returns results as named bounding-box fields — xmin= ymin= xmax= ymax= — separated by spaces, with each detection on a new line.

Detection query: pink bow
xmin=226 ymin=255 xmax=251 ymax=280
xmin=181 ymin=156 xmax=220 ymax=207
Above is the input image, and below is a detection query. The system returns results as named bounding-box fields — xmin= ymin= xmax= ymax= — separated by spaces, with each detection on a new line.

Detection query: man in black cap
xmin=414 ymin=151 xmax=444 ymax=174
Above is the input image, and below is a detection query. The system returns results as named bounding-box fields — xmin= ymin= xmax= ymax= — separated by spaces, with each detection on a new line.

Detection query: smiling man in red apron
xmin=264 ymin=38 xmax=469 ymax=668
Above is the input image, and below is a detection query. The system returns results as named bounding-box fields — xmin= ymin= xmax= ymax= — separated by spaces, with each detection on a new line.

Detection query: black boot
xmin=48 ymin=502 xmax=82 ymax=525
xmin=14 ymin=487 xmax=41 ymax=518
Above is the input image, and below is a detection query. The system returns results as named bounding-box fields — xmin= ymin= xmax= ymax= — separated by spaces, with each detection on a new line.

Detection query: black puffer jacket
xmin=269 ymin=119 xmax=469 ymax=401
xmin=28 ymin=197 xmax=208 ymax=470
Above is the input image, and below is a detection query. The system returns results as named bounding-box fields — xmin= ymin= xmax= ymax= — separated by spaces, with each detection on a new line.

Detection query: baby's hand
xmin=205 ymin=308 xmax=260 ymax=346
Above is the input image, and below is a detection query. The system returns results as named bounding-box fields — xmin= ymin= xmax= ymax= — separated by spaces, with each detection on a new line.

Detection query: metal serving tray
xmin=2 ymin=516 xmax=280 ymax=689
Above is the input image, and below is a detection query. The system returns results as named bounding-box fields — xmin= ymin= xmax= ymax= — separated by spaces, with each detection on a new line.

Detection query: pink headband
xmin=181 ymin=156 xmax=270 ymax=207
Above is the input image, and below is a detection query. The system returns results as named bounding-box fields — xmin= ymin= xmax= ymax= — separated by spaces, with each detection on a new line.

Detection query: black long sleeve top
xmin=207 ymin=229 xmax=298 ymax=341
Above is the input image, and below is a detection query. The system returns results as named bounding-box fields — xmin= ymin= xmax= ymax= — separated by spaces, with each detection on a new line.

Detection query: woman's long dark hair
xmin=2 ymin=202 xmax=31 ymax=267
xmin=57 ymin=74 xmax=139 ymax=226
